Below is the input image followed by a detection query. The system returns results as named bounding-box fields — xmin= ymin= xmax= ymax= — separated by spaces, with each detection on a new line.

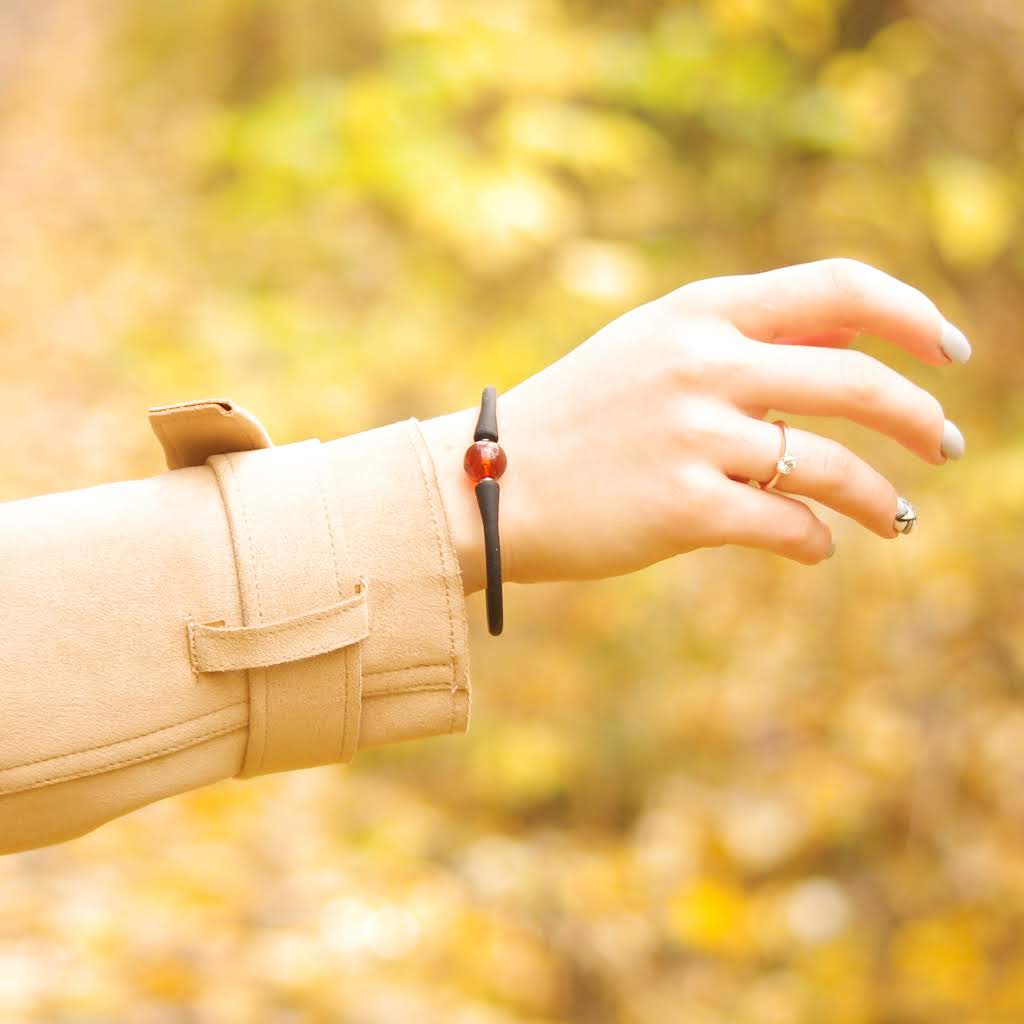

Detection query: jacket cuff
xmin=152 ymin=399 xmax=472 ymax=753
xmin=322 ymin=416 xmax=472 ymax=749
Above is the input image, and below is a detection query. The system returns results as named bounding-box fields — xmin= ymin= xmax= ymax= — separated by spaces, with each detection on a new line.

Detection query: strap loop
xmin=188 ymin=576 xmax=369 ymax=674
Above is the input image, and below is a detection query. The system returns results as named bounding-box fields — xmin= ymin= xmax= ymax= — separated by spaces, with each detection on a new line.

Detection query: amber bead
xmin=464 ymin=439 xmax=507 ymax=482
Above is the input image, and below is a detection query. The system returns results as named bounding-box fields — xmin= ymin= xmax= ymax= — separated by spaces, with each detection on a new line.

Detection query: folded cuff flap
xmin=149 ymin=397 xmax=273 ymax=470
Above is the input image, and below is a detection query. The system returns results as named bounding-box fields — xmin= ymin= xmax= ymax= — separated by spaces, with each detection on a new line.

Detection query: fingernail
xmin=939 ymin=321 xmax=972 ymax=364
xmin=894 ymin=496 xmax=917 ymax=535
xmin=826 ymin=539 xmax=837 ymax=559
xmin=941 ymin=419 xmax=965 ymax=460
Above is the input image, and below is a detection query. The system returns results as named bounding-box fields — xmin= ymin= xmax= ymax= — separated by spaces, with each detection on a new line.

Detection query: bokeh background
xmin=1 ymin=1 xmax=1022 ymax=1021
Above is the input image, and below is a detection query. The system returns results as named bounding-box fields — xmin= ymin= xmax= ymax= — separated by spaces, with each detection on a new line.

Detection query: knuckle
xmin=650 ymin=309 xmax=699 ymax=372
xmin=672 ymin=461 xmax=717 ymax=503
xmin=665 ymin=463 xmax=720 ymax=544
xmin=819 ymin=440 xmax=856 ymax=488
xmin=838 ymin=349 xmax=885 ymax=408
xmin=708 ymin=329 xmax=752 ymax=377
xmin=669 ymin=342 xmax=713 ymax=390
xmin=617 ymin=302 xmax=663 ymax=352
xmin=669 ymin=399 xmax=729 ymax=452
xmin=663 ymin=276 xmax=720 ymax=313
xmin=824 ymin=256 xmax=873 ymax=301
xmin=665 ymin=316 xmax=745 ymax=390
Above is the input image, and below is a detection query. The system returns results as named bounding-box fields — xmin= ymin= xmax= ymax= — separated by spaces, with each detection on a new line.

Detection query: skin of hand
xmin=418 ymin=258 xmax=971 ymax=597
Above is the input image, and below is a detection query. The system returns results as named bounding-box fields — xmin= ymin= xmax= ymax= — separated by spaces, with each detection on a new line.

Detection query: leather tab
xmin=149 ymin=397 xmax=273 ymax=469
xmin=188 ymin=576 xmax=369 ymax=674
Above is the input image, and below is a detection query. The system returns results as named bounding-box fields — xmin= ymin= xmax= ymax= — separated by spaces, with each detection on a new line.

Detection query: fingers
xmin=703 ymin=475 xmax=834 ymax=565
xmin=721 ymin=417 xmax=902 ymax=539
xmin=729 ymin=342 xmax=952 ymax=465
xmin=674 ymin=258 xmax=971 ymax=367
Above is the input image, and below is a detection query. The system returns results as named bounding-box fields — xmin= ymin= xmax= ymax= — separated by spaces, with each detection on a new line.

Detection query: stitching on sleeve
xmin=3 ymin=720 xmax=248 ymax=796
xmin=222 ymin=453 xmax=267 ymax=776
xmin=187 ymin=619 xmax=199 ymax=681
xmin=314 ymin=453 xmax=351 ymax=761
xmin=364 ymin=660 xmax=451 ymax=676
xmin=190 ymin=587 xmax=366 ymax=643
xmin=403 ymin=420 xmax=458 ymax=733
xmin=224 ymin=454 xmax=264 ymax=623
xmin=317 ymin=471 xmax=350 ymax=761
xmin=1 ymin=701 xmax=248 ymax=774
xmin=363 ymin=682 xmax=469 ymax=698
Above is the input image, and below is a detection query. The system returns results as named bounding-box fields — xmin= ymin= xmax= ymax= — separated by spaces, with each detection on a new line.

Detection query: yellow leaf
xmin=926 ymin=156 xmax=1016 ymax=269
xmin=668 ymin=877 xmax=751 ymax=955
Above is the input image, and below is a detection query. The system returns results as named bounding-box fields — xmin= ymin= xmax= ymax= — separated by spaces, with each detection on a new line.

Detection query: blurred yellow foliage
xmin=0 ymin=0 xmax=1022 ymax=1021
xmin=927 ymin=156 xmax=1017 ymax=270
xmin=668 ymin=877 xmax=751 ymax=955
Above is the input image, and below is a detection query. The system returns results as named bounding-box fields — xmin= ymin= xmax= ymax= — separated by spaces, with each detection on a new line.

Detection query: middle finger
xmin=728 ymin=342 xmax=961 ymax=466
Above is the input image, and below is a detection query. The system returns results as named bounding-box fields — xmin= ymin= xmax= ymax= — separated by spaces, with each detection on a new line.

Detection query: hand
xmin=420 ymin=258 xmax=970 ymax=594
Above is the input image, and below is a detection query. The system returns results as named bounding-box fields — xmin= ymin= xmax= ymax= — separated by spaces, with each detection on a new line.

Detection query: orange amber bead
xmin=464 ymin=439 xmax=507 ymax=482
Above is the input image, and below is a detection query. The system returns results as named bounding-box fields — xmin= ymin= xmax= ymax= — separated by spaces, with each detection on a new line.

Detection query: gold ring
xmin=758 ymin=419 xmax=797 ymax=490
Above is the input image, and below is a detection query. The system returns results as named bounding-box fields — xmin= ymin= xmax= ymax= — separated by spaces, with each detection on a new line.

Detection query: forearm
xmin=0 ymin=402 xmax=471 ymax=854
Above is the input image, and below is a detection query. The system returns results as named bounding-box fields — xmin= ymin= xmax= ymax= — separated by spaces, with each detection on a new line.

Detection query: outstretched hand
xmin=420 ymin=258 xmax=970 ymax=594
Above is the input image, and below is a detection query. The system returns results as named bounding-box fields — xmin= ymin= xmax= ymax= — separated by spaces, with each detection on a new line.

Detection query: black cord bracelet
xmin=463 ymin=385 xmax=506 ymax=635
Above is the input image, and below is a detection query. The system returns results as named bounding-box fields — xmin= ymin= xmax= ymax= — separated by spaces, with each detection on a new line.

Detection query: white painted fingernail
xmin=941 ymin=419 xmax=965 ymax=460
xmin=939 ymin=321 xmax=972 ymax=364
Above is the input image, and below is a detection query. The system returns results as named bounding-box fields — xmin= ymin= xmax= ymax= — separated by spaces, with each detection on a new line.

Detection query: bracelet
xmin=463 ymin=385 xmax=506 ymax=635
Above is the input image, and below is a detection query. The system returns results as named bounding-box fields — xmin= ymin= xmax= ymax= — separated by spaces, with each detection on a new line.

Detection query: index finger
xmin=667 ymin=257 xmax=972 ymax=367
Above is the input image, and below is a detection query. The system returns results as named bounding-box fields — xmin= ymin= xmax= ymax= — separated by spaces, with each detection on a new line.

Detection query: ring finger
xmin=720 ymin=413 xmax=903 ymax=539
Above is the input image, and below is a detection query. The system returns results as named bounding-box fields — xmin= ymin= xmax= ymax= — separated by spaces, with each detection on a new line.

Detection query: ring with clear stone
xmin=757 ymin=419 xmax=797 ymax=491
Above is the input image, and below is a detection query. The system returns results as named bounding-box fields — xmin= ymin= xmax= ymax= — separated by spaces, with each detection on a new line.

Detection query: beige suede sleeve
xmin=0 ymin=401 xmax=471 ymax=855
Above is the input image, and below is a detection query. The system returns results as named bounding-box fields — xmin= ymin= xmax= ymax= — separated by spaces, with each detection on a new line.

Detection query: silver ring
xmin=894 ymin=497 xmax=917 ymax=535
xmin=758 ymin=419 xmax=797 ymax=490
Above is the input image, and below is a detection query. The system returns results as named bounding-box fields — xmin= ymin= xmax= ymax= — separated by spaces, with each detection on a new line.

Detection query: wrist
xmin=418 ymin=405 xmax=489 ymax=596
xmin=418 ymin=396 xmax=528 ymax=598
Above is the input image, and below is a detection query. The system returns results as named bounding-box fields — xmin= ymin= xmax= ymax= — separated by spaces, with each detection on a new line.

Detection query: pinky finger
xmin=706 ymin=477 xmax=835 ymax=565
